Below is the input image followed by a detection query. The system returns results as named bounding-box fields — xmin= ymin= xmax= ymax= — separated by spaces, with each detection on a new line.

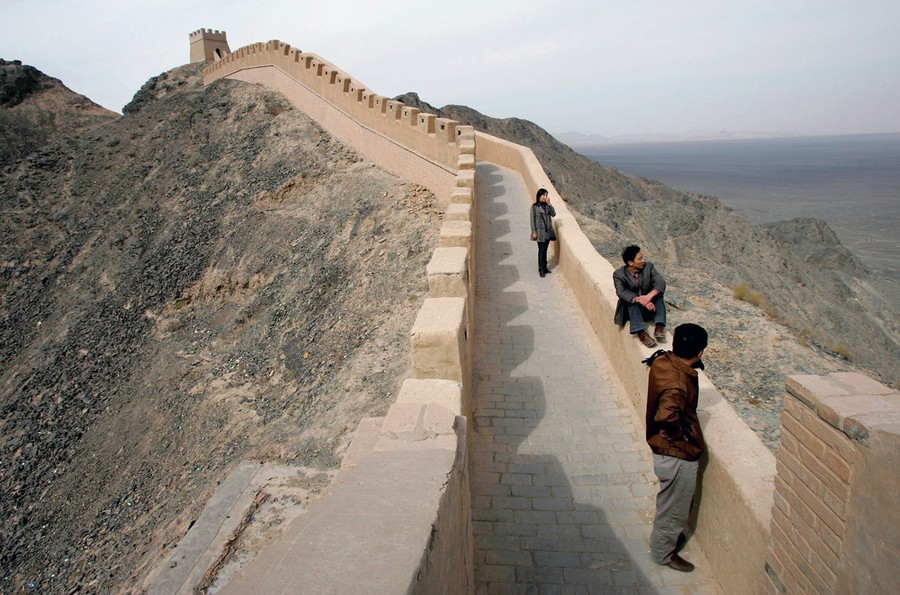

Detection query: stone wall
xmin=194 ymin=32 xmax=898 ymax=595
xmin=202 ymin=40 xmax=467 ymax=201
xmin=767 ymin=373 xmax=900 ymax=593
xmin=474 ymin=131 xmax=777 ymax=595
xmin=198 ymin=36 xmax=478 ymax=592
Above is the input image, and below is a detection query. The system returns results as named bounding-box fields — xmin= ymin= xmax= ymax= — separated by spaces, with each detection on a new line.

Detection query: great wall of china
xmin=149 ymin=29 xmax=899 ymax=594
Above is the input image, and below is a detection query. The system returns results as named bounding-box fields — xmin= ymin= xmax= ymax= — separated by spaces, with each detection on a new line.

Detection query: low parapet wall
xmin=323 ymin=145 xmax=477 ymax=592
xmin=203 ymin=40 xmax=467 ymax=200
xmin=197 ymin=34 xmax=479 ymax=590
xmin=219 ymin=135 xmax=477 ymax=594
xmin=475 ymin=131 xmax=776 ymax=594
xmin=196 ymin=32 xmax=900 ymax=594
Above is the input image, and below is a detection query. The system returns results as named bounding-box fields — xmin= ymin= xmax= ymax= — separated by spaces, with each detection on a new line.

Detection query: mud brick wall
xmin=202 ymin=40 xmax=467 ymax=201
xmin=767 ymin=372 xmax=899 ymax=593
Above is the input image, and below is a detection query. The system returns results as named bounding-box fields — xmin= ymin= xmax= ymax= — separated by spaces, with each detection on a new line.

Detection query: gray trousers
xmin=650 ymin=453 xmax=698 ymax=564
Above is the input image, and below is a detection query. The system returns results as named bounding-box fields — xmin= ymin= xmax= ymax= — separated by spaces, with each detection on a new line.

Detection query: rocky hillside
xmin=1 ymin=56 xmax=895 ymax=594
xmin=0 ymin=59 xmax=118 ymax=165
xmin=398 ymin=92 xmax=898 ymax=440
xmin=0 ymin=63 xmax=441 ymax=593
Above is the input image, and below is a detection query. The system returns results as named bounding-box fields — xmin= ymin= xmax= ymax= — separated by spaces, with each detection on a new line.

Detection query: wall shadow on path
xmin=471 ymin=163 xmax=662 ymax=592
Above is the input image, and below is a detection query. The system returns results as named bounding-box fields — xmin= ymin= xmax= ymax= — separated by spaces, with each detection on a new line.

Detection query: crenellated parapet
xmin=189 ymin=28 xmax=227 ymax=42
xmin=201 ymin=39 xmax=468 ymax=197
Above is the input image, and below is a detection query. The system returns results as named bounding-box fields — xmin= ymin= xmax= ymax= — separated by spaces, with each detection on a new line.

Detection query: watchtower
xmin=189 ymin=29 xmax=230 ymax=63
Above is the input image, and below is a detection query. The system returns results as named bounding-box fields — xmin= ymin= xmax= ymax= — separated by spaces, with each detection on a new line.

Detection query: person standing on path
xmin=645 ymin=323 xmax=709 ymax=573
xmin=530 ymin=188 xmax=556 ymax=277
xmin=613 ymin=244 xmax=667 ymax=347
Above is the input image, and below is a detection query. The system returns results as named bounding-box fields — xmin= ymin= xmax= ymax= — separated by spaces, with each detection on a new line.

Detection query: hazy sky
xmin=2 ymin=0 xmax=898 ymax=137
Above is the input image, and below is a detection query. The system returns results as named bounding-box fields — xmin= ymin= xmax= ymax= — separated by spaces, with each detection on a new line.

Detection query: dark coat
xmin=530 ymin=202 xmax=556 ymax=243
xmin=612 ymin=262 xmax=666 ymax=326
xmin=645 ymin=352 xmax=705 ymax=461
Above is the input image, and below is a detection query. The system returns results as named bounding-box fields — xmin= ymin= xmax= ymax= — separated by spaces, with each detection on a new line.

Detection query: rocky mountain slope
xmin=1 ymin=63 xmax=440 ymax=593
xmin=1 ymin=57 xmax=895 ymax=594
xmin=0 ymin=59 xmax=118 ymax=166
xmin=398 ymin=92 xmax=898 ymax=439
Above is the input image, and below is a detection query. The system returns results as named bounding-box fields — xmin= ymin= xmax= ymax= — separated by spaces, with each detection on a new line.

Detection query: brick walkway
xmin=471 ymin=163 xmax=722 ymax=594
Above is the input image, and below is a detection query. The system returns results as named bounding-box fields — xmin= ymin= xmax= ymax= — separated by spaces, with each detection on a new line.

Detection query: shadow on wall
xmin=470 ymin=163 xmax=659 ymax=590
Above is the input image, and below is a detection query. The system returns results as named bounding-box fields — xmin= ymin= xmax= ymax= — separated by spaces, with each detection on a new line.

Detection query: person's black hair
xmin=534 ymin=188 xmax=549 ymax=203
xmin=672 ymin=323 xmax=708 ymax=359
xmin=622 ymin=244 xmax=641 ymax=265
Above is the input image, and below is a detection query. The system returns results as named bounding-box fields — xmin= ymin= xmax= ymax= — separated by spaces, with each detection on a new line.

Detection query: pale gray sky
xmin=2 ymin=0 xmax=898 ymax=137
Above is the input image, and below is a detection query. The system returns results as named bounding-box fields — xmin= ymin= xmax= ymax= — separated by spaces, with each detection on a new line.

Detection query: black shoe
xmin=544 ymin=269 xmax=552 ymax=274
xmin=539 ymin=271 xmax=546 ymax=278
xmin=665 ymin=554 xmax=695 ymax=573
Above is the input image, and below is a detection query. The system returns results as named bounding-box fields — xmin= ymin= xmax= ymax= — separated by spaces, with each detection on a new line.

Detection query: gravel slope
xmin=1 ymin=63 xmax=441 ymax=593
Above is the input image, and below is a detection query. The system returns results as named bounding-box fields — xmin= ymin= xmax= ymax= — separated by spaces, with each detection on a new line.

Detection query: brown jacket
xmin=645 ymin=352 xmax=705 ymax=461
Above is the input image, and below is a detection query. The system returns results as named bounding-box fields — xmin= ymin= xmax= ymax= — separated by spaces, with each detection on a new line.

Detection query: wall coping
xmin=201 ymin=40 xmax=469 ymax=177
xmin=786 ymin=372 xmax=900 ymax=442
xmin=188 ymin=30 xmax=798 ymax=594
xmin=473 ymin=130 xmax=776 ymax=595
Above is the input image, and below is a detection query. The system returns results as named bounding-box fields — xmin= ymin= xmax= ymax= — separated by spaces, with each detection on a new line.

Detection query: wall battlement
xmin=187 ymin=30 xmax=898 ymax=594
xmin=192 ymin=31 xmax=478 ymax=593
xmin=189 ymin=28 xmax=228 ymax=42
xmin=767 ymin=373 xmax=900 ymax=593
xmin=201 ymin=39 xmax=466 ymax=192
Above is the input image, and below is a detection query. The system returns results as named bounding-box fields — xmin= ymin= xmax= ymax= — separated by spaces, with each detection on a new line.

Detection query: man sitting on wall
xmin=613 ymin=244 xmax=667 ymax=347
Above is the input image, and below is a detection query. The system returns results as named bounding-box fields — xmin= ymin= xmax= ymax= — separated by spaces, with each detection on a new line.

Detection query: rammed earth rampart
xmin=187 ymin=30 xmax=899 ymax=594
xmin=202 ymin=39 xmax=468 ymax=200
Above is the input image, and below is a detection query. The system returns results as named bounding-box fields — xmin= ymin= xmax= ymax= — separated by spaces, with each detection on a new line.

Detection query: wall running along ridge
xmin=203 ymin=40 xmax=468 ymax=201
xmin=193 ymin=32 xmax=898 ymax=594
xmin=201 ymin=36 xmax=477 ymax=593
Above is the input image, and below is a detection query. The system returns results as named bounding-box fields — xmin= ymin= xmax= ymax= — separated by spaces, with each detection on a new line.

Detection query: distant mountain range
xmin=395 ymin=92 xmax=897 ymax=393
xmin=553 ymin=129 xmax=795 ymax=147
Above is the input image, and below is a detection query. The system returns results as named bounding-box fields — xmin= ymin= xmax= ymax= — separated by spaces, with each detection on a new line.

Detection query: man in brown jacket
xmin=645 ymin=323 xmax=708 ymax=572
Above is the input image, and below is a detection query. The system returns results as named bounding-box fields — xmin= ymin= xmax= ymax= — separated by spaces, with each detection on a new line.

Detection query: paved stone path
xmin=470 ymin=163 xmax=722 ymax=594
